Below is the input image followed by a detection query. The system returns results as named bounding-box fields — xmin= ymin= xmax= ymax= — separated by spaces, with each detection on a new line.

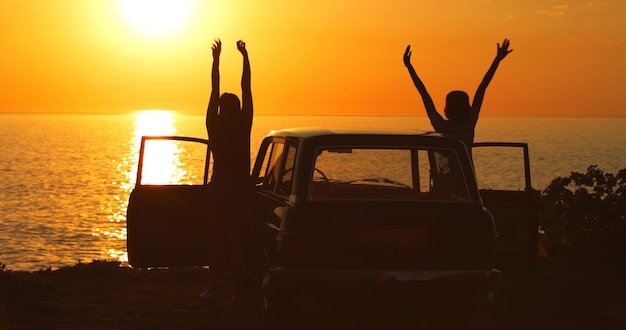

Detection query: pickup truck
xmin=126 ymin=127 xmax=538 ymax=322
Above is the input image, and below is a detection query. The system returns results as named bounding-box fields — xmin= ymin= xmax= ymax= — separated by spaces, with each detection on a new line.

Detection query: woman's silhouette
xmin=202 ymin=39 xmax=253 ymax=304
xmin=403 ymin=39 xmax=512 ymax=157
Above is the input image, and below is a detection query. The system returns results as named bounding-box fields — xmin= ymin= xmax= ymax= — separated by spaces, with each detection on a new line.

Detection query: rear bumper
xmin=269 ymin=267 xmax=502 ymax=283
xmin=268 ymin=267 xmax=502 ymax=304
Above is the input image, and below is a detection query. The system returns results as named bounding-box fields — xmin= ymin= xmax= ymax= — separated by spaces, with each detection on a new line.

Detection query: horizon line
xmin=2 ymin=111 xmax=626 ymax=118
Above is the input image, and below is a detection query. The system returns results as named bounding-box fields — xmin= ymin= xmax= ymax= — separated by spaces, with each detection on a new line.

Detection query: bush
xmin=538 ymin=165 xmax=626 ymax=270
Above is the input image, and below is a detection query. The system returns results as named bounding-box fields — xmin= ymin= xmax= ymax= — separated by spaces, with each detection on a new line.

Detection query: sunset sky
xmin=1 ymin=0 xmax=624 ymax=116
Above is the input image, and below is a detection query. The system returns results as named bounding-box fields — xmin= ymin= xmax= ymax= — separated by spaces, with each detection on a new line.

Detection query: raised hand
xmin=403 ymin=45 xmax=412 ymax=67
xmin=237 ymin=40 xmax=247 ymax=57
xmin=496 ymin=38 xmax=512 ymax=61
xmin=212 ymin=39 xmax=222 ymax=59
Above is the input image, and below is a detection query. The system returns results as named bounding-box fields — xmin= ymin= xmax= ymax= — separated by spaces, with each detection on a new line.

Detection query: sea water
xmin=1 ymin=113 xmax=625 ymax=271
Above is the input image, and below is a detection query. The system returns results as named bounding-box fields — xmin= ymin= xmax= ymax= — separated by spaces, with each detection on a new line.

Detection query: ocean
xmin=1 ymin=113 xmax=625 ymax=271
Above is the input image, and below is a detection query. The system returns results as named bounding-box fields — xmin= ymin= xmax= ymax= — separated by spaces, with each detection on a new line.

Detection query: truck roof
xmin=267 ymin=127 xmax=435 ymax=139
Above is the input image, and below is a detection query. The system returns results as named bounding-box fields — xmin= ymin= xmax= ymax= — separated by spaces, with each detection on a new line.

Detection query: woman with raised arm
xmin=202 ymin=39 xmax=253 ymax=305
xmin=403 ymin=39 xmax=512 ymax=157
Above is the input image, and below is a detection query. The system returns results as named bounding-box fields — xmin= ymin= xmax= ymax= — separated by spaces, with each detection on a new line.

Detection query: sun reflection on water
xmin=134 ymin=111 xmax=189 ymax=185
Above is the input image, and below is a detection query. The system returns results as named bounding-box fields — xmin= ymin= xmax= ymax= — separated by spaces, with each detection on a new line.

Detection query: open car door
xmin=126 ymin=136 xmax=211 ymax=268
xmin=473 ymin=142 xmax=539 ymax=272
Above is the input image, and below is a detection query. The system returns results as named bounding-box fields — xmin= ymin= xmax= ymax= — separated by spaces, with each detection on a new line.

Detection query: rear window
xmin=309 ymin=147 xmax=469 ymax=201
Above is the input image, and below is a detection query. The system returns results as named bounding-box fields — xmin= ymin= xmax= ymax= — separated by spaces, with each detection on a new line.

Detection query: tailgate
xmin=293 ymin=201 xmax=494 ymax=270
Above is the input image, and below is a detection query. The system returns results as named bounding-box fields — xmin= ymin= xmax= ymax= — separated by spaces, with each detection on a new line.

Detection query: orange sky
xmin=1 ymin=0 xmax=625 ymax=116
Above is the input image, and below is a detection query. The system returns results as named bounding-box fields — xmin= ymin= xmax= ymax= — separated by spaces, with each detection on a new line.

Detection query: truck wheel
xmin=261 ymin=265 xmax=287 ymax=326
xmin=260 ymin=249 xmax=283 ymax=326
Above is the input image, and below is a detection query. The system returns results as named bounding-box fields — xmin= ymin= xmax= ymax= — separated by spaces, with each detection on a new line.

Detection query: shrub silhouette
xmin=538 ymin=165 xmax=626 ymax=271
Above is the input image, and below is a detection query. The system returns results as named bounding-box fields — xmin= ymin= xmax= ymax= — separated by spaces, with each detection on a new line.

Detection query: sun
xmin=120 ymin=0 xmax=193 ymax=35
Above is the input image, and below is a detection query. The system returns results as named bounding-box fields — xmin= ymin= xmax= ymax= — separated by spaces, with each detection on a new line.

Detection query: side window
xmin=256 ymin=143 xmax=271 ymax=185
xmin=417 ymin=149 xmax=431 ymax=193
xmin=276 ymin=145 xmax=296 ymax=196
xmin=262 ymin=142 xmax=284 ymax=192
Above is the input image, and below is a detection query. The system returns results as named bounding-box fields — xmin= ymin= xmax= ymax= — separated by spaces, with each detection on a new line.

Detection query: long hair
xmin=444 ymin=90 xmax=471 ymax=123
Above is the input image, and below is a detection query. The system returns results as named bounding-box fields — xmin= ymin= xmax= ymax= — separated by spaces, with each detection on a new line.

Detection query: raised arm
xmin=206 ymin=39 xmax=222 ymax=131
xmin=471 ymin=38 xmax=512 ymax=117
xmin=237 ymin=40 xmax=252 ymax=128
xmin=403 ymin=45 xmax=442 ymax=123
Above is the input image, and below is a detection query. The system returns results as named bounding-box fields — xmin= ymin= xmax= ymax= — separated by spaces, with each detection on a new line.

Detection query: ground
xmin=1 ymin=259 xmax=625 ymax=330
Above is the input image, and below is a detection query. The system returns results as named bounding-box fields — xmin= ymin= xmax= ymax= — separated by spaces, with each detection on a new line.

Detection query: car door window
xmin=262 ymin=142 xmax=285 ymax=192
xmin=277 ymin=145 xmax=296 ymax=196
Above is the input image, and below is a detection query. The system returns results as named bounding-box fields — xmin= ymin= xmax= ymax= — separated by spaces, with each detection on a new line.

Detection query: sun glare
xmin=120 ymin=0 xmax=193 ymax=35
xmin=130 ymin=110 xmax=185 ymax=185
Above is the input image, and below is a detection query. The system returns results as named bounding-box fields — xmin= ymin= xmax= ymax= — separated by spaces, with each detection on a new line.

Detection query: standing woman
xmin=403 ymin=39 xmax=512 ymax=157
xmin=202 ymin=39 xmax=253 ymax=304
